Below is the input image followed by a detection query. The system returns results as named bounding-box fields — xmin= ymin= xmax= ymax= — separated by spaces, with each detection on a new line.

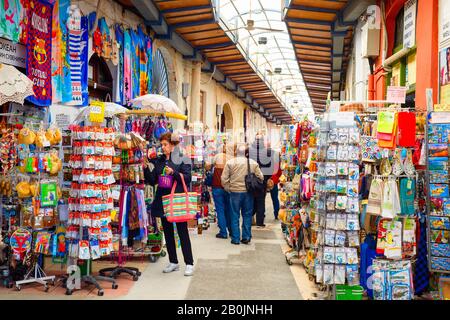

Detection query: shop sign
xmin=0 ymin=38 xmax=26 ymax=68
xmin=89 ymin=101 xmax=105 ymax=123
xmin=387 ymin=86 xmax=407 ymax=104
xmin=403 ymin=0 xmax=417 ymax=49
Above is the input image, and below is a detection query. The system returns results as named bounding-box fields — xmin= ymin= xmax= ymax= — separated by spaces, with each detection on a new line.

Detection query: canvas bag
xmin=367 ymin=178 xmax=383 ymax=215
xmin=162 ymin=174 xmax=198 ymax=223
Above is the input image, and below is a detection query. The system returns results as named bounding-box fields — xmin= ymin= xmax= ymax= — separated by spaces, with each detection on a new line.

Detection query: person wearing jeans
xmin=221 ymin=143 xmax=264 ymax=245
xmin=268 ymin=163 xmax=282 ymax=220
xmin=206 ymin=144 xmax=232 ymax=239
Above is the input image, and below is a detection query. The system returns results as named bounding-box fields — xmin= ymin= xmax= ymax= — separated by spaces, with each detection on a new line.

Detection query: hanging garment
xmin=400 ymin=178 xmax=415 ymax=215
xmin=377 ymin=112 xmax=396 ymax=134
xmin=378 ymin=113 xmax=398 ymax=149
xmin=98 ymin=17 xmax=111 ymax=60
xmin=59 ymin=0 xmax=72 ymax=103
xmin=360 ymin=234 xmax=377 ymax=299
xmin=131 ymin=29 xmax=140 ymax=99
xmin=51 ymin=0 xmax=63 ymax=103
xmin=137 ymin=26 xmax=148 ymax=96
xmin=123 ymin=28 xmax=132 ymax=103
xmin=367 ymin=178 xmax=383 ymax=215
xmin=414 ymin=214 xmax=429 ymax=295
xmin=120 ymin=188 xmax=129 ymax=246
xmin=146 ymin=36 xmax=153 ymax=93
xmin=19 ymin=0 xmax=28 ymax=44
xmin=381 ymin=179 xmax=401 ymax=219
xmin=0 ymin=0 xmax=21 ymax=43
xmin=115 ymin=24 xmax=124 ymax=104
xmin=397 ymin=112 xmax=416 ymax=147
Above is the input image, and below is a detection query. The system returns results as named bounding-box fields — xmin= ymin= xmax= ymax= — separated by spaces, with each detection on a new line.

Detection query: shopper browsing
xmin=144 ymin=132 xmax=195 ymax=276
xmin=221 ymin=143 xmax=264 ymax=245
xmin=205 ymin=143 xmax=233 ymax=239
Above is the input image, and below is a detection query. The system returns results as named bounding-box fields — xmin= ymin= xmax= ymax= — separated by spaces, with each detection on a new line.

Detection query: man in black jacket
xmin=248 ymin=134 xmax=276 ymax=227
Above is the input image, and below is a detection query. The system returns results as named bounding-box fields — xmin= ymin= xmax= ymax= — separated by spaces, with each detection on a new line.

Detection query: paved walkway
xmin=0 ymin=198 xmax=318 ymax=300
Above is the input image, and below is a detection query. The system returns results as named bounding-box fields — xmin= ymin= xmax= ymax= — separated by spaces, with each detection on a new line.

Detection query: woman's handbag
xmin=162 ymin=174 xmax=198 ymax=223
xmin=158 ymin=167 xmax=174 ymax=189
xmin=205 ymin=167 xmax=213 ymax=187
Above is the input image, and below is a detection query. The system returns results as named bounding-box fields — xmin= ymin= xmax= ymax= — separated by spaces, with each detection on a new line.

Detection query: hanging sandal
xmin=392 ymin=148 xmax=404 ymax=176
xmin=403 ymin=149 xmax=415 ymax=176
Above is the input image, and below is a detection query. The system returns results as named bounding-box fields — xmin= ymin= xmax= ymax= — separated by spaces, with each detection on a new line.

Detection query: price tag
xmin=192 ymin=176 xmax=198 ymax=182
xmin=89 ymin=101 xmax=105 ymax=123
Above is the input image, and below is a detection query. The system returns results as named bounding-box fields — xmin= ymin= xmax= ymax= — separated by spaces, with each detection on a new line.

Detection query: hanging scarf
xmin=128 ymin=188 xmax=140 ymax=231
xmin=59 ymin=0 xmax=71 ymax=103
xmin=51 ymin=0 xmax=62 ymax=102
xmin=123 ymin=28 xmax=132 ymax=104
xmin=0 ymin=0 xmax=21 ymax=43
xmin=136 ymin=188 xmax=148 ymax=243
xmin=137 ymin=26 xmax=147 ymax=96
xmin=120 ymin=188 xmax=128 ymax=246
xmin=130 ymin=29 xmax=140 ymax=99
xmin=26 ymin=0 xmax=53 ymax=106
xmin=114 ymin=24 xmax=124 ymax=104
xmin=146 ymin=36 xmax=153 ymax=93
xmin=414 ymin=213 xmax=429 ymax=295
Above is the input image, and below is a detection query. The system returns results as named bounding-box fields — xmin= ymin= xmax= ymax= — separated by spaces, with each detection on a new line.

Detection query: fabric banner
xmin=59 ymin=0 xmax=71 ymax=103
xmin=123 ymin=28 xmax=132 ymax=104
xmin=115 ymin=24 xmax=124 ymax=104
xmin=0 ymin=0 xmax=22 ymax=43
xmin=146 ymin=36 xmax=153 ymax=94
xmin=51 ymin=0 xmax=62 ymax=102
xmin=26 ymin=0 xmax=53 ymax=106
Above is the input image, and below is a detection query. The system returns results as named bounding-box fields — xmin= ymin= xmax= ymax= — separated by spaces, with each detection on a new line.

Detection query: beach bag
xmin=162 ymin=174 xmax=198 ymax=223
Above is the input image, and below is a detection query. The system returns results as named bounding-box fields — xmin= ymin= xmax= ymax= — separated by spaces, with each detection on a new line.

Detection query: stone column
xmin=189 ymin=62 xmax=201 ymax=123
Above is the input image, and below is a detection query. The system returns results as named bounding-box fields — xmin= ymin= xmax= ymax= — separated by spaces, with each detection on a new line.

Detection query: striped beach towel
xmin=162 ymin=174 xmax=197 ymax=223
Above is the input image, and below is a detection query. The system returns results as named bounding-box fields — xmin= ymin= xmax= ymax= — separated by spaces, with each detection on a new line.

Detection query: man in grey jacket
xmin=222 ymin=143 xmax=264 ymax=245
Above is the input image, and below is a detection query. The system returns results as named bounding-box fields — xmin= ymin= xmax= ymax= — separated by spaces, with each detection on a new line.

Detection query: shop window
xmin=88 ymin=53 xmax=113 ymax=102
xmin=394 ymin=8 xmax=404 ymax=52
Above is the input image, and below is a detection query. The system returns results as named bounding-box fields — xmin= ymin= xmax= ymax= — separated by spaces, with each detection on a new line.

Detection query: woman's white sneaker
xmin=163 ymin=263 xmax=179 ymax=273
xmin=184 ymin=265 xmax=194 ymax=276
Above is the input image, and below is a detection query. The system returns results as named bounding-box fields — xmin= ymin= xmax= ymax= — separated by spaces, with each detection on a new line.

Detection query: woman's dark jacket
xmin=144 ymin=148 xmax=192 ymax=218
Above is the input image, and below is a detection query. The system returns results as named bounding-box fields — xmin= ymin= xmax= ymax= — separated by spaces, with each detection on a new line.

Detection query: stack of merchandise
xmin=67 ymin=126 xmax=115 ymax=261
xmin=313 ymin=113 xmax=362 ymax=287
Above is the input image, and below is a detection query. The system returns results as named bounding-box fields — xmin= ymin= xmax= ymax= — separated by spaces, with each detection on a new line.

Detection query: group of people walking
xmin=144 ymin=132 xmax=281 ymax=276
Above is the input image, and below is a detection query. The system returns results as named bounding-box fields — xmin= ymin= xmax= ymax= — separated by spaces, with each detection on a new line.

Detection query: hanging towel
xmin=0 ymin=0 xmax=21 ymax=43
xmin=120 ymin=189 xmax=129 ymax=246
xmin=400 ymin=178 xmax=415 ymax=215
xmin=51 ymin=0 xmax=63 ymax=103
xmin=123 ymin=28 xmax=132 ymax=103
xmin=59 ymin=0 xmax=72 ymax=103
xmin=378 ymin=113 xmax=398 ymax=149
xmin=414 ymin=213 xmax=429 ymax=295
xmin=146 ymin=36 xmax=153 ymax=93
xmin=377 ymin=112 xmax=396 ymax=133
xmin=115 ymin=24 xmax=124 ymax=104
xmin=381 ymin=179 xmax=401 ymax=218
xmin=367 ymin=178 xmax=383 ymax=215
xmin=398 ymin=112 xmax=416 ymax=147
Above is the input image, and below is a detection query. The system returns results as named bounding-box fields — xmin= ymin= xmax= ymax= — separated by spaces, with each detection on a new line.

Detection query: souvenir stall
xmin=426 ymin=110 xmax=450 ymax=297
xmin=279 ymin=120 xmax=314 ymax=268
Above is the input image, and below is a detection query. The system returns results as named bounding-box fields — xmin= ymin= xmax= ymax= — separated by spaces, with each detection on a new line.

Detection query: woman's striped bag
xmin=162 ymin=174 xmax=198 ymax=223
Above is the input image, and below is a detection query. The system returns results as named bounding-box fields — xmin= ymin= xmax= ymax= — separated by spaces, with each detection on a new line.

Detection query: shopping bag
xmin=158 ymin=167 xmax=174 ymax=189
xmin=162 ymin=174 xmax=197 ymax=223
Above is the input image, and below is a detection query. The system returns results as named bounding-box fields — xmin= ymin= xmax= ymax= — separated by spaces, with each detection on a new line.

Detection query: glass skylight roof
xmin=217 ymin=0 xmax=314 ymax=116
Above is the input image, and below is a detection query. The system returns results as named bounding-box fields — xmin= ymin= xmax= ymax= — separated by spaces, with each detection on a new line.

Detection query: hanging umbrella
xmin=73 ymin=102 xmax=129 ymax=123
xmin=0 ymin=64 xmax=34 ymax=105
xmin=129 ymin=94 xmax=182 ymax=114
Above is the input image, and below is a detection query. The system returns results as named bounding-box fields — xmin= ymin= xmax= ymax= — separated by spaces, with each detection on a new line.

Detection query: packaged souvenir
xmin=346 ymin=265 xmax=360 ymax=286
xmin=323 ymin=264 xmax=334 ymax=285
xmin=336 ymin=196 xmax=348 ymax=210
xmin=347 ymin=231 xmax=360 ymax=247
xmin=335 ymin=247 xmax=347 ymax=264
xmin=335 ymin=214 xmax=347 ymax=231
xmin=337 ymin=128 xmax=349 ymax=144
xmin=327 ymin=145 xmax=337 ymax=160
xmin=348 ymin=146 xmax=360 ymax=161
xmin=328 ymin=128 xmax=338 ymax=143
xmin=90 ymin=239 xmax=101 ymax=260
xmin=348 ymin=163 xmax=360 ymax=180
xmin=430 ymin=184 xmax=450 ymax=198
xmin=323 ymin=247 xmax=335 ymax=264
xmin=325 ymin=229 xmax=336 ymax=246
xmin=337 ymin=179 xmax=348 ymax=195
xmin=430 ymin=170 xmax=449 ymax=184
xmin=429 ymin=144 xmax=449 ymax=157
xmin=431 ymin=243 xmax=450 ymax=257
xmin=345 ymin=247 xmax=358 ymax=264
xmin=334 ymin=265 xmax=346 ymax=285
xmin=347 ymin=181 xmax=359 ymax=197
xmin=337 ymin=145 xmax=349 ymax=161
xmin=430 ymin=216 xmax=450 ymax=230
xmin=346 ymin=214 xmax=359 ymax=231
xmin=337 ymin=162 xmax=349 ymax=176
xmin=326 ymin=162 xmax=337 ymax=177
xmin=326 ymin=213 xmax=337 ymax=230
xmin=402 ymin=218 xmax=416 ymax=257
xmin=349 ymin=128 xmax=360 ymax=144
xmin=315 ymin=264 xmax=323 ymax=283
xmin=326 ymin=179 xmax=336 ymax=192
xmin=431 ymin=257 xmax=450 ymax=271
xmin=335 ymin=231 xmax=346 ymax=247
xmin=430 ymin=230 xmax=450 ymax=243
xmin=78 ymin=240 xmax=91 ymax=260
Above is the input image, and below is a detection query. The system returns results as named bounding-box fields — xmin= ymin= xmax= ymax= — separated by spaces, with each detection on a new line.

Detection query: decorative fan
xmin=152 ymin=49 xmax=169 ymax=98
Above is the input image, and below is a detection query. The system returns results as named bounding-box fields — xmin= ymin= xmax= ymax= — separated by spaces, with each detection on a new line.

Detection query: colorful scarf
xmin=51 ymin=0 xmax=62 ymax=102
xmin=59 ymin=0 xmax=71 ymax=103
xmin=26 ymin=0 xmax=53 ymax=106
xmin=0 ymin=0 xmax=22 ymax=43
xmin=131 ymin=29 xmax=140 ymax=99
xmin=146 ymin=36 xmax=153 ymax=93
xmin=123 ymin=28 xmax=132 ymax=104
xmin=137 ymin=26 xmax=147 ymax=96
xmin=114 ymin=24 xmax=124 ymax=104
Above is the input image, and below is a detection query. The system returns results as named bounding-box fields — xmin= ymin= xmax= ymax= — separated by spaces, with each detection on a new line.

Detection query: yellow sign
xmin=434 ymin=104 xmax=450 ymax=111
xmin=89 ymin=101 xmax=105 ymax=123
xmin=441 ymin=84 xmax=450 ymax=104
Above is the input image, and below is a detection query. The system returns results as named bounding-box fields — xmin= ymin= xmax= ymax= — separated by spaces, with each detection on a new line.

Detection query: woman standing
xmin=144 ymin=132 xmax=194 ymax=276
xmin=206 ymin=143 xmax=233 ymax=239
xmin=221 ymin=143 xmax=264 ymax=245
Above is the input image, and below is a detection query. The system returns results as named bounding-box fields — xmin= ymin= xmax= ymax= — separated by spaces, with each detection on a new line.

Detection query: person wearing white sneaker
xmin=184 ymin=265 xmax=194 ymax=276
xmin=163 ymin=263 xmax=180 ymax=273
